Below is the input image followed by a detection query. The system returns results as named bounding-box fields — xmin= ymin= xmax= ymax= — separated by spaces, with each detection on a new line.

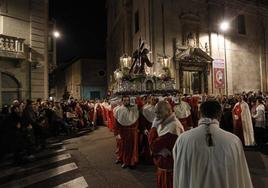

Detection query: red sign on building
xmin=213 ymin=59 xmax=225 ymax=89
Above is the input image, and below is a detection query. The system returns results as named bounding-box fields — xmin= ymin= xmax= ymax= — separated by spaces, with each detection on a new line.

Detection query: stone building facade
xmin=106 ymin=0 xmax=268 ymax=95
xmin=0 ymin=0 xmax=49 ymax=106
xmin=54 ymin=58 xmax=107 ymax=100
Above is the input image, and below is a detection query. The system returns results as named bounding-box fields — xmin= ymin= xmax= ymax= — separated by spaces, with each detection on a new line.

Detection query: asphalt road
xmin=65 ymin=126 xmax=268 ymax=188
xmin=64 ymin=127 xmax=156 ymax=188
xmin=0 ymin=126 xmax=267 ymax=188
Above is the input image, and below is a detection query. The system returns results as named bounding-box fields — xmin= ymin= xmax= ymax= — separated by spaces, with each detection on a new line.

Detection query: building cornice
xmin=0 ymin=13 xmax=30 ymax=22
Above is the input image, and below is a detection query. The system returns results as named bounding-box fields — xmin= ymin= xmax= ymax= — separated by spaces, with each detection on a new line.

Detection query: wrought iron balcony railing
xmin=0 ymin=34 xmax=25 ymax=59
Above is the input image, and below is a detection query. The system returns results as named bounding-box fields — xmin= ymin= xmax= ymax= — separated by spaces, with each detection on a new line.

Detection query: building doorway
xmin=175 ymin=47 xmax=213 ymax=94
xmin=90 ymin=91 xmax=100 ymax=100
xmin=183 ymin=71 xmax=202 ymax=94
xmin=1 ymin=72 xmax=20 ymax=106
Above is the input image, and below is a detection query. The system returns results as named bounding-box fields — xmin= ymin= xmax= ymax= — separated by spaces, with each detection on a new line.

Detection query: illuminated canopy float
xmin=112 ymin=39 xmax=178 ymax=96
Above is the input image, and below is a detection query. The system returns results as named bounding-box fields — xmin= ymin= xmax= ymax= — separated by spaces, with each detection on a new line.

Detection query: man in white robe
xmin=149 ymin=101 xmax=184 ymax=188
xmin=113 ymin=96 xmax=140 ymax=168
xmin=232 ymin=95 xmax=255 ymax=146
xmin=173 ymin=96 xmax=192 ymax=131
xmin=173 ymin=100 xmax=253 ymax=188
xmin=139 ymin=96 xmax=157 ymax=163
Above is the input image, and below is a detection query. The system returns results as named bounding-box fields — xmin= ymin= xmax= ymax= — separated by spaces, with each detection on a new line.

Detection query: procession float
xmin=110 ymin=39 xmax=178 ymax=97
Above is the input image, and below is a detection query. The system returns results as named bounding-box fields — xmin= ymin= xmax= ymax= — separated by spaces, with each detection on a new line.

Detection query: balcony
xmin=0 ymin=34 xmax=26 ymax=60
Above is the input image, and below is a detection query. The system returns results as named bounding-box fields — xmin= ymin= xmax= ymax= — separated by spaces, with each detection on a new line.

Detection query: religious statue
xmin=186 ymin=32 xmax=196 ymax=47
xmin=129 ymin=39 xmax=154 ymax=75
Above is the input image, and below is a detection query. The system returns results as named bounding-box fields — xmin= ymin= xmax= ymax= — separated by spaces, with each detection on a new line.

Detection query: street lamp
xmin=53 ymin=31 xmax=61 ymax=38
xmin=162 ymin=55 xmax=170 ymax=68
xmin=219 ymin=20 xmax=230 ymax=95
xmin=220 ymin=21 xmax=230 ymax=32
xmin=159 ymin=55 xmax=171 ymax=79
xmin=50 ymin=29 xmax=61 ymax=99
xmin=120 ymin=53 xmax=131 ymax=69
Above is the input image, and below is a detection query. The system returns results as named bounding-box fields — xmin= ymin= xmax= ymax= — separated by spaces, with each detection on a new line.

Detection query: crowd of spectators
xmin=0 ymin=98 xmax=101 ymax=164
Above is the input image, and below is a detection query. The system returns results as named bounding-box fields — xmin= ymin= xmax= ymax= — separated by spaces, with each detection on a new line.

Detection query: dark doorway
xmin=90 ymin=91 xmax=100 ymax=100
xmin=182 ymin=71 xmax=202 ymax=94
xmin=1 ymin=72 xmax=20 ymax=105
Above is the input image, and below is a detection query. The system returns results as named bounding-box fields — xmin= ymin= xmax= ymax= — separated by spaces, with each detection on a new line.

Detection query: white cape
xmin=234 ymin=101 xmax=255 ymax=146
xmin=113 ymin=105 xmax=139 ymax=126
xmin=142 ymin=104 xmax=156 ymax=123
xmin=173 ymin=118 xmax=253 ymax=188
xmin=152 ymin=113 xmax=184 ymax=136
xmin=173 ymin=101 xmax=191 ymax=119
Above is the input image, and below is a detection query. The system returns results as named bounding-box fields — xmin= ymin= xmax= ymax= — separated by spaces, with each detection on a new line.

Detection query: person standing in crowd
xmin=0 ymin=105 xmax=12 ymax=159
xmin=189 ymin=95 xmax=200 ymax=127
xmin=173 ymin=95 xmax=193 ymax=131
xmin=149 ymin=101 xmax=184 ymax=188
xmin=21 ymin=100 xmax=38 ymax=157
xmin=94 ymin=99 xmax=104 ymax=126
xmin=87 ymin=100 xmax=95 ymax=127
xmin=232 ymin=95 xmax=255 ymax=146
xmin=10 ymin=105 xmax=25 ymax=164
xmin=139 ymin=95 xmax=158 ymax=163
xmin=220 ymin=97 xmax=234 ymax=133
xmin=173 ymin=100 xmax=253 ymax=188
xmin=252 ymin=98 xmax=266 ymax=149
xmin=113 ymin=95 xmax=140 ymax=169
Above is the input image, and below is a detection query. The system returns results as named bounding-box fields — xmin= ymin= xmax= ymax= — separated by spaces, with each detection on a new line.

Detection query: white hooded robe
xmin=173 ymin=118 xmax=253 ymax=188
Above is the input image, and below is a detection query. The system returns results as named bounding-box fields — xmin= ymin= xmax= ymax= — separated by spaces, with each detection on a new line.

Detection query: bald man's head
xmin=155 ymin=101 xmax=172 ymax=120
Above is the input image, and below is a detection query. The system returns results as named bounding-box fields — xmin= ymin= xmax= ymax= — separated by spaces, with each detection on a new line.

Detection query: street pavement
xmin=0 ymin=137 xmax=88 ymax=188
xmin=0 ymin=126 xmax=267 ymax=188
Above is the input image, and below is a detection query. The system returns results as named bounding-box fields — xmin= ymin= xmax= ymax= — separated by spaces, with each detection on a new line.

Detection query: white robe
xmin=152 ymin=113 xmax=184 ymax=137
xmin=234 ymin=101 xmax=255 ymax=146
xmin=173 ymin=101 xmax=191 ymax=119
xmin=173 ymin=118 xmax=253 ymax=188
xmin=142 ymin=104 xmax=156 ymax=123
xmin=113 ymin=105 xmax=139 ymax=126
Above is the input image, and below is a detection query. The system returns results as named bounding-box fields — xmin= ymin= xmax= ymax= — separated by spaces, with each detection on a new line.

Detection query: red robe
xmin=106 ymin=108 xmax=114 ymax=131
xmin=87 ymin=103 xmax=95 ymax=123
xmin=149 ymin=128 xmax=178 ymax=188
xmin=75 ymin=106 xmax=84 ymax=127
xmin=138 ymin=114 xmax=153 ymax=164
xmin=115 ymin=120 xmax=139 ymax=166
xmin=232 ymin=103 xmax=244 ymax=145
xmin=95 ymin=104 xmax=104 ymax=126
xmin=113 ymin=122 xmax=123 ymax=162
xmin=179 ymin=116 xmax=193 ymax=131
xmin=190 ymin=96 xmax=199 ymax=127
xmin=102 ymin=106 xmax=108 ymax=126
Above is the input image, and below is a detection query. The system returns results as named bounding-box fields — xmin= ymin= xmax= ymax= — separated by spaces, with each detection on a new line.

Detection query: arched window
xmin=1 ymin=72 xmax=20 ymax=105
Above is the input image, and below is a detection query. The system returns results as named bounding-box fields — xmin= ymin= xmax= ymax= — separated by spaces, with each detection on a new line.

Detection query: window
xmin=98 ymin=70 xmax=105 ymax=77
xmin=134 ymin=10 xmax=139 ymax=33
xmin=237 ymin=15 xmax=246 ymax=35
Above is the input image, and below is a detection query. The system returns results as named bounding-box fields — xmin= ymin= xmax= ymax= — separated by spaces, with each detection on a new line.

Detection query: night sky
xmin=49 ymin=0 xmax=107 ymax=63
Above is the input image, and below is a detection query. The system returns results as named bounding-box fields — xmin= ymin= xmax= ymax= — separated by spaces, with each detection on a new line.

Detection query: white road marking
xmin=0 ymin=153 xmax=71 ymax=178
xmin=47 ymin=142 xmax=64 ymax=148
xmin=53 ymin=176 xmax=88 ymax=188
xmin=0 ymin=147 xmax=66 ymax=168
xmin=35 ymin=147 xmax=66 ymax=158
xmin=0 ymin=162 xmax=78 ymax=188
